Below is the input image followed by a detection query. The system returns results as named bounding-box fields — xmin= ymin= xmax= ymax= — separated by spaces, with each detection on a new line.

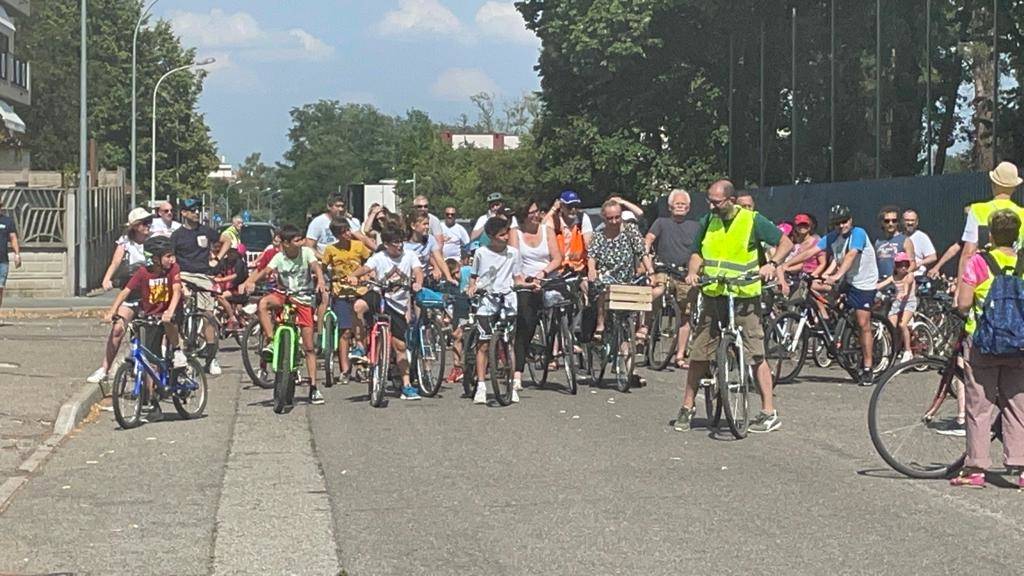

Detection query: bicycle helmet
xmin=829 ymin=204 xmax=851 ymax=224
xmin=143 ymin=235 xmax=173 ymax=259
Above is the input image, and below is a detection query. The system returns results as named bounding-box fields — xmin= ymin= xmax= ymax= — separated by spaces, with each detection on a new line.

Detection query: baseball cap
xmin=486 ymin=192 xmax=504 ymax=204
xmin=894 ymin=252 xmax=911 ymax=264
xmin=794 ymin=213 xmax=812 ymax=226
xmin=559 ymin=190 xmax=582 ymax=205
xmin=179 ymin=197 xmax=203 ymax=211
xmin=777 ymin=222 xmax=793 ymax=236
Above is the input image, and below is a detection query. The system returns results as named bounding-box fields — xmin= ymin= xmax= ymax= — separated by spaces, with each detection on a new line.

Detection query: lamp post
xmin=131 ymin=0 xmax=159 ymax=208
xmin=150 ymin=57 xmax=215 ymax=205
xmin=78 ymin=0 xmax=87 ymax=294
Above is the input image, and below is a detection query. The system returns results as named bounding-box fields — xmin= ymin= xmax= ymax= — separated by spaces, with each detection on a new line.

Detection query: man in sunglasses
xmin=412 ymin=194 xmax=445 ymax=245
xmin=149 ymin=201 xmax=181 ymax=238
xmin=874 ymin=205 xmax=915 ymax=283
xmin=439 ymin=206 xmax=470 ymax=260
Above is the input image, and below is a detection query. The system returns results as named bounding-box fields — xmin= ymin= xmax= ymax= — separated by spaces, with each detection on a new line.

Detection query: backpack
xmin=973 ymin=251 xmax=1024 ymax=356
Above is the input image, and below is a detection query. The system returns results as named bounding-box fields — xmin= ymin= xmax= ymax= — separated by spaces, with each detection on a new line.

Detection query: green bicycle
xmin=268 ymin=288 xmax=315 ymax=414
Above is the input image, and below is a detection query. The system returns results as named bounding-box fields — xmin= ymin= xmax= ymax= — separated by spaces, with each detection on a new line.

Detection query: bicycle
xmin=180 ymin=280 xmax=221 ymax=363
xmin=111 ymin=315 xmax=208 ymax=429
xmin=460 ymin=289 xmax=518 ymax=406
xmin=409 ymin=284 xmax=450 ymax=398
xmin=535 ymin=274 xmax=583 ymax=395
xmin=765 ymin=274 xmax=896 ymax=385
xmin=265 ymin=288 xmax=316 ymax=414
xmin=584 ymin=275 xmax=649 ymax=393
xmin=647 ymin=262 xmax=687 ymax=371
xmin=365 ymin=279 xmax=408 ymax=408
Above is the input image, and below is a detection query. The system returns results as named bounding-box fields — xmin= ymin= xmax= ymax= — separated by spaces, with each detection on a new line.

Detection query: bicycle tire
xmin=704 ymin=376 xmax=721 ymax=429
xmin=766 ymin=311 xmax=808 ymax=385
xmin=559 ymin=314 xmax=578 ymax=395
xmin=369 ymin=326 xmax=388 ymax=408
xmin=112 ymin=360 xmax=143 ymax=429
xmin=811 ymin=336 xmax=833 ymax=368
xmin=613 ymin=317 xmax=634 ymax=393
xmin=323 ymin=313 xmax=337 ymax=388
xmin=417 ymin=317 xmax=446 ymax=397
xmin=907 ymin=320 xmax=937 ymax=371
xmin=841 ymin=311 xmax=897 ymax=377
xmin=491 ymin=329 xmax=515 ymax=406
xmin=650 ymin=295 xmax=681 ymax=371
xmin=717 ymin=334 xmax=750 ymax=439
xmin=462 ymin=327 xmax=478 ymax=398
xmin=241 ymin=321 xmax=274 ymax=389
xmin=172 ymin=358 xmax=208 ymax=419
xmin=868 ymin=357 xmax=967 ymax=478
xmin=274 ymin=330 xmax=293 ymax=414
xmin=525 ymin=316 xmax=548 ymax=386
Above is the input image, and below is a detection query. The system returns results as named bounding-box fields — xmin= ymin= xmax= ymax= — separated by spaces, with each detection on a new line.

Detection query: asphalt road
xmin=1 ymin=318 xmax=1023 ymax=575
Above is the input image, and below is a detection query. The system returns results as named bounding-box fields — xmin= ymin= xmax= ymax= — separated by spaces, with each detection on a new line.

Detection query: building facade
xmin=0 ymin=0 xmax=29 ymax=171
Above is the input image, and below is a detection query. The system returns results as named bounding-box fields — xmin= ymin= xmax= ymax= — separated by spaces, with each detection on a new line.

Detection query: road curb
xmin=0 ymin=307 xmax=107 ymax=320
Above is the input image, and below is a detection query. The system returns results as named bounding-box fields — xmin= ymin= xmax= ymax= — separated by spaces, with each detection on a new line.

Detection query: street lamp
xmin=131 ymin=0 xmax=160 ymax=208
xmin=150 ymin=57 xmax=214 ymax=205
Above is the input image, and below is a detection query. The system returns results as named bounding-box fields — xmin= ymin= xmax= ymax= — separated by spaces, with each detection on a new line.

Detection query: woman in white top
xmin=511 ymin=199 xmax=562 ymax=389
xmin=88 ymin=207 xmax=153 ymax=384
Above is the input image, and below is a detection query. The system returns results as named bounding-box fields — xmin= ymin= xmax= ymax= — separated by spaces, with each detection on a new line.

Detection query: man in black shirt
xmin=0 ymin=196 xmax=21 ymax=311
xmin=171 ymin=198 xmax=222 ymax=375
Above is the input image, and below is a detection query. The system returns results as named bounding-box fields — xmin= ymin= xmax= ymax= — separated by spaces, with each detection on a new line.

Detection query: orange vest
xmin=555 ymin=220 xmax=587 ymax=272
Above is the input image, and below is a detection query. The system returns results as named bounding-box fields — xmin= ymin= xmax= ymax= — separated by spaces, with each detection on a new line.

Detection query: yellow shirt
xmin=323 ymin=240 xmax=371 ymax=298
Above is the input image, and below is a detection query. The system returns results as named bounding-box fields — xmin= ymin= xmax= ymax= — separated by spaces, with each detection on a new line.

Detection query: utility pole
xmin=78 ymin=0 xmax=88 ymax=294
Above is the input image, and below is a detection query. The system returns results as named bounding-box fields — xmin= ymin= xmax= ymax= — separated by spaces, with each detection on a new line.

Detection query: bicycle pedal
xmin=699 ymin=378 xmax=714 ymax=388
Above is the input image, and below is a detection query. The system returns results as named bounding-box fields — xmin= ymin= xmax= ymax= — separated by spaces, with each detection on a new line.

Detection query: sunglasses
xmin=883 ymin=218 xmax=899 ymax=223
xmin=444 ymin=213 xmax=456 ymax=217
xmin=414 ymin=204 xmax=429 ymax=209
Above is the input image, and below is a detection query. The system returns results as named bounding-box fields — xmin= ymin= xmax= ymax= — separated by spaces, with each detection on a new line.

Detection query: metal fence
xmin=82 ymin=186 xmax=129 ymax=292
xmin=0 ymin=187 xmax=66 ymax=246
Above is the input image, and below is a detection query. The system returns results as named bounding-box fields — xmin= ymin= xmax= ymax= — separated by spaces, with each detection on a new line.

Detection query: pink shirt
xmin=961 ymin=253 xmax=992 ymax=287
xmin=788 ymin=234 xmax=824 ymax=274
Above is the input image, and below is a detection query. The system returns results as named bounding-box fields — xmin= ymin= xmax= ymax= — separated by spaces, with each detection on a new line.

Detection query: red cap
xmin=894 ymin=252 xmax=911 ymax=264
xmin=794 ymin=214 xmax=812 ymax=226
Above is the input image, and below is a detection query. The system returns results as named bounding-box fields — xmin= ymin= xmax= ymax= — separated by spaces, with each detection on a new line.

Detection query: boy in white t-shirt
xmin=348 ymin=227 xmax=425 ymax=400
xmin=467 ymin=217 xmax=532 ymax=405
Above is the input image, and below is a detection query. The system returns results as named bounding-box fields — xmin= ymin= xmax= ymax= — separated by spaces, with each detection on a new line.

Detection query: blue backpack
xmin=974 ymin=251 xmax=1024 ymax=356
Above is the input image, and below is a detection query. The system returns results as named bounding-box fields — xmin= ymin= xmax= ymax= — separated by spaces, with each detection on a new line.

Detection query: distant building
xmin=0 ymin=0 xmax=30 ymax=171
xmin=208 ymin=156 xmax=235 ymax=181
xmin=442 ymin=132 xmax=520 ymax=151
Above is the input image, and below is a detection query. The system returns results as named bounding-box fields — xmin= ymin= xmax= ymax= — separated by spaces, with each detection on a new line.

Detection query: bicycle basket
xmin=608 ymin=284 xmax=652 ymax=312
xmin=416 ymin=287 xmax=447 ymax=309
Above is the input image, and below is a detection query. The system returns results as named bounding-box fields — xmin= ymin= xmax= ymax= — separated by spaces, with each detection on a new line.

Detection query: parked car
xmin=239 ymin=222 xmax=275 ymax=268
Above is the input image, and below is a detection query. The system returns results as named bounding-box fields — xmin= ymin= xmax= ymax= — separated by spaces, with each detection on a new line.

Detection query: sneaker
xmin=900 ymin=350 xmax=913 ymax=364
xmin=309 ymin=387 xmax=325 ymax=405
xmin=172 ymin=350 xmax=188 ymax=370
xmin=445 ymin=366 xmax=463 ymax=384
xmin=511 ymin=388 xmax=520 ymax=403
xmin=513 ymin=379 xmax=523 ymax=391
xmin=935 ymin=418 xmax=966 ymax=437
xmin=401 ymin=386 xmax=421 ymax=401
xmin=673 ymin=406 xmax=696 ymax=432
xmin=349 ymin=346 xmax=368 ymax=364
xmin=261 ymin=345 xmax=273 ymax=361
xmin=86 ymin=367 xmax=108 ymax=384
xmin=208 ymin=359 xmax=223 ymax=376
xmin=749 ymin=410 xmax=781 ymax=433
xmin=949 ymin=471 xmax=985 ymax=488
xmin=473 ymin=383 xmax=488 ymax=404
xmin=859 ymin=369 xmax=874 ymax=387
xmin=143 ymin=402 xmax=163 ymax=423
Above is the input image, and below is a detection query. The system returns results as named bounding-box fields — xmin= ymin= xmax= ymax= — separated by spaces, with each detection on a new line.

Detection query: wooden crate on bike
xmin=608 ymin=284 xmax=653 ymax=312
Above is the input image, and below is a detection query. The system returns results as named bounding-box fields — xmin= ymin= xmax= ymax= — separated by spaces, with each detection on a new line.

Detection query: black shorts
xmin=363 ymin=291 xmax=408 ymax=343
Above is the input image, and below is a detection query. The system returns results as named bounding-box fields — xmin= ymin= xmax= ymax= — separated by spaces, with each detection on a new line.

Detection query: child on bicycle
xmin=878 ymin=252 xmax=917 ymax=364
xmin=347 ymin=226 xmax=424 ymax=400
xmin=103 ymin=236 xmax=185 ymax=419
xmin=322 ymin=217 xmax=372 ymax=383
xmin=467 ymin=217 xmax=530 ymax=405
xmin=212 ymin=245 xmax=247 ymax=331
xmin=241 ymin=224 xmax=329 ymax=405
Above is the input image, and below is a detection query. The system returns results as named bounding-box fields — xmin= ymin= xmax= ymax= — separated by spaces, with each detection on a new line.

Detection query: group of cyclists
xmin=87 ymin=159 xmax=1024 ymax=487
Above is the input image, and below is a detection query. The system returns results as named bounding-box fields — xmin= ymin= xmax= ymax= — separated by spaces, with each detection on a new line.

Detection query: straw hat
xmin=989 ymin=161 xmax=1023 ymax=188
xmin=126 ymin=207 xmax=154 ymax=226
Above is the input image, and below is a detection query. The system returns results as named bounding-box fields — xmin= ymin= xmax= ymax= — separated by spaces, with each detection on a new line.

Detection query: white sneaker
xmin=86 ymin=367 xmax=107 ymax=384
xmin=900 ymin=350 xmax=913 ymax=364
xmin=172 ymin=350 xmax=188 ymax=370
xmin=511 ymin=388 xmax=520 ymax=403
xmin=513 ymin=380 xmax=523 ymax=391
xmin=473 ymin=383 xmax=487 ymax=404
xmin=208 ymin=359 xmax=222 ymax=376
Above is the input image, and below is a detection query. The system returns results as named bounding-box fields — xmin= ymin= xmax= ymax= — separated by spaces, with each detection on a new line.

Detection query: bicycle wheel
xmin=274 ymin=330 xmax=293 ymax=414
xmin=906 ymin=320 xmax=936 ymax=372
xmin=650 ymin=295 xmax=681 ymax=371
xmin=490 ymin=329 xmax=515 ymax=406
xmin=417 ymin=317 xmax=446 ymax=397
xmin=840 ymin=312 xmax=897 ymax=377
xmin=559 ymin=314 xmax=578 ymax=395
xmin=241 ymin=321 xmax=273 ymax=389
xmin=717 ymin=334 xmax=750 ymax=439
xmin=112 ymin=360 xmax=143 ymax=429
xmin=703 ymin=376 xmax=721 ymax=429
xmin=525 ymin=316 xmax=548 ymax=386
xmin=172 ymin=358 xmax=208 ymax=419
xmin=322 ymin=313 xmax=337 ymax=388
xmin=766 ymin=312 xmax=808 ymax=385
xmin=369 ymin=327 xmax=388 ymax=408
xmin=811 ymin=336 xmax=833 ymax=368
xmin=868 ymin=357 xmax=967 ymax=478
xmin=612 ymin=318 xmax=635 ymax=393
xmin=461 ymin=327 xmax=478 ymax=398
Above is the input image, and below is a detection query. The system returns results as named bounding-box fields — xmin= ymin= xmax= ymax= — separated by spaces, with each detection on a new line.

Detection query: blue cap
xmin=559 ymin=190 xmax=581 ymax=205
xmin=179 ymin=197 xmax=203 ymax=211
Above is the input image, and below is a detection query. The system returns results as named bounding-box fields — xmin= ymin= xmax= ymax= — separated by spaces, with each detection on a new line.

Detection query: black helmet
xmin=829 ymin=204 xmax=851 ymax=224
xmin=179 ymin=197 xmax=203 ymax=211
xmin=143 ymin=235 xmax=173 ymax=259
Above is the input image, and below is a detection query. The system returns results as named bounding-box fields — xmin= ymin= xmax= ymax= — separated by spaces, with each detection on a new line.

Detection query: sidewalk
xmin=0 ymin=291 xmax=116 ymax=319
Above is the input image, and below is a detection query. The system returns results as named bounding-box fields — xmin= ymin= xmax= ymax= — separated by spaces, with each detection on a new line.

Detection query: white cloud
xmin=475 ymin=2 xmax=538 ymax=46
xmin=168 ymin=9 xmax=334 ymax=62
xmin=377 ymin=0 xmax=463 ymax=36
xmin=431 ymin=68 xmax=499 ymax=101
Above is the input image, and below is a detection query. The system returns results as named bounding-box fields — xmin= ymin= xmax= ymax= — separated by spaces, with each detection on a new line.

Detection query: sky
xmin=154 ymin=0 xmax=543 ymax=167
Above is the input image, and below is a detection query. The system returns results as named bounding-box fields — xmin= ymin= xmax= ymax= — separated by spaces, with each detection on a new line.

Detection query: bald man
xmin=150 ymin=201 xmax=181 ymax=238
xmin=412 ymin=194 xmax=445 ymax=244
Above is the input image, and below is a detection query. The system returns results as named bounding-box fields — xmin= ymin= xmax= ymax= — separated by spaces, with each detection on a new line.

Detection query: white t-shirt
xmin=473 ymin=213 xmax=520 ymax=233
xmin=440 ymin=221 xmax=470 ymax=259
xmin=117 ymin=235 xmax=147 ymax=266
xmin=427 ymin=213 xmax=443 ymax=238
xmin=305 ymin=213 xmax=361 ymax=253
xmin=517 ymin=226 xmax=553 ymax=278
xmin=550 ymin=213 xmax=593 ymax=235
xmin=908 ymin=230 xmax=936 ymax=276
xmin=365 ymin=251 xmax=421 ymax=314
xmin=149 ymin=219 xmax=181 ymax=238
xmin=268 ymin=246 xmax=317 ymax=304
xmin=471 ymin=245 xmax=522 ymax=315
xmin=404 ymin=236 xmax=439 ymax=276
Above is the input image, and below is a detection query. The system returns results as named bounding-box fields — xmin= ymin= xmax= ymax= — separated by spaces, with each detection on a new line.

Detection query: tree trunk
xmin=933 ymin=50 xmax=963 ymax=175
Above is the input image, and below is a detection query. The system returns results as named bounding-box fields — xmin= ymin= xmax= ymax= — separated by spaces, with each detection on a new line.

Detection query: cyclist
xmin=512 ymin=198 xmax=562 ymax=391
xmin=406 ymin=212 xmax=455 ymax=283
xmin=211 ymin=244 xmax=247 ymax=331
xmin=787 ymin=204 xmax=879 ymax=385
xmin=440 ymin=206 xmax=470 ymax=260
xmin=781 ymin=213 xmax=826 ymax=288
xmin=735 ymin=191 xmax=755 ymax=211
xmin=677 ymin=180 xmax=791 ymax=434
xmin=149 ymin=201 xmax=181 ymax=238
xmin=170 ymin=198 xmax=224 ymax=376
xmin=644 ymin=188 xmax=701 ymax=368
xmin=545 ymin=190 xmax=593 ymax=275
xmin=874 ymin=205 xmax=916 ymax=284
xmin=901 ymin=209 xmax=936 ymax=279
xmin=306 ymin=192 xmax=364 ymax=258
xmin=241 ymin=224 xmax=329 ymax=405
xmin=411 ymin=195 xmax=445 ymax=245
xmin=467 ymin=217 xmax=530 ymax=404
xmin=953 ymin=208 xmax=1024 ymax=487
xmin=347 ymin=226 xmax=425 ymax=401
xmin=217 ymin=216 xmax=244 ymax=261
xmin=587 ymin=198 xmax=652 ymax=340
xmin=470 ymin=192 xmax=518 ymax=246
xmin=102 ymin=236 xmax=185 ymax=421
xmin=957 ymin=161 xmax=1024 ymax=279
xmin=322 ymin=217 xmax=373 ymax=380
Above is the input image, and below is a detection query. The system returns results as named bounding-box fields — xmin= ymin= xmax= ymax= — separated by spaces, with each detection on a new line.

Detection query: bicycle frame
xmin=124 ymin=319 xmax=199 ymax=397
xmin=270 ymin=297 xmax=303 ymax=373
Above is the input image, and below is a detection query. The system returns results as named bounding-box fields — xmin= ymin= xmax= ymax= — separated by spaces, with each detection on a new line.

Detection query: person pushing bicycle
xmin=676 ymin=179 xmax=791 ymax=434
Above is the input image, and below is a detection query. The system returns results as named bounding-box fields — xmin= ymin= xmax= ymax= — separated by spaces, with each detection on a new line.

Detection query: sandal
xmin=593 ymin=329 xmax=605 ymax=342
xmin=949 ymin=469 xmax=986 ymax=488
xmin=673 ymin=355 xmax=689 ymax=370
xmin=635 ymin=326 xmax=649 ymax=343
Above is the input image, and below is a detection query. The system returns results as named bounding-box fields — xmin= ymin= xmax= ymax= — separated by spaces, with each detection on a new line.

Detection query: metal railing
xmin=0 ymin=187 xmax=65 ymax=246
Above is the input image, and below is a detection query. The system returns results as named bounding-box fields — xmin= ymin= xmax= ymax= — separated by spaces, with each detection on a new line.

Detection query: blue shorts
xmin=844 ymin=287 xmax=876 ymax=311
xmin=0 ymin=262 xmax=8 ymax=288
xmin=330 ymin=297 xmax=356 ymax=330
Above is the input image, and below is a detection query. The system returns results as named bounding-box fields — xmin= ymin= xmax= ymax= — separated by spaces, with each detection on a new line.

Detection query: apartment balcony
xmin=0 ymin=51 xmax=29 ymax=106
xmin=0 ymin=1 xmax=29 ymax=17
